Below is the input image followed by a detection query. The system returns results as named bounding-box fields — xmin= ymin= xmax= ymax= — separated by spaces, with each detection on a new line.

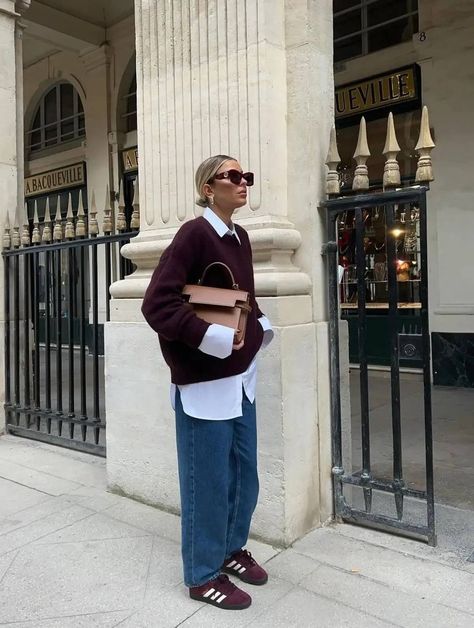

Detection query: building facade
xmin=0 ymin=0 xmax=473 ymax=546
xmin=333 ymin=0 xmax=474 ymax=386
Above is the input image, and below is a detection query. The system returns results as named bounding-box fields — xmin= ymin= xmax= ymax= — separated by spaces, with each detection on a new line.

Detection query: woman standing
xmin=141 ymin=155 xmax=273 ymax=611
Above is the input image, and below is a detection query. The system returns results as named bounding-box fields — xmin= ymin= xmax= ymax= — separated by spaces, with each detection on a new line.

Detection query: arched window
xmin=27 ymin=83 xmax=85 ymax=152
xmin=123 ymin=74 xmax=137 ymax=132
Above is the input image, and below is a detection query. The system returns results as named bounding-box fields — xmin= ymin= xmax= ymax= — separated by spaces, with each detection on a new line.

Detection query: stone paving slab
xmin=116 ymin=587 xmax=204 ymax=628
xmin=1 ymin=435 xmax=473 ymax=628
xmin=103 ymin=497 xmax=182 ymax=544
xmin=265 ymin=548 xmax=321 ymax=584
xmin=301 ymin=563 xmax=474 ymax=628
xmin=293 ymin=528 xmax=474 ymax=615
xmin=0 ymin=610 xmax=132 ymax=627
xmin=61 ymin=485 xmax=130 ymax=513
xmin=0 ymin=437 xmax=106 ymax=489
xmin=245 ymin=587 xmax=393 ymax=628
xmin=0 ymin=494 xmax=76 ymax=536
xmin=0 ymin=476 xmax=51 ymax=517
xmin=31 ymin=511 xmax=153 ymax=546
xmin=0 ymin=537 xmax=152 ymax=623
xmin=0 ymin=458 xmax=83 ymax=496
xmin=0 ymin=499 xmax=94 ymax=556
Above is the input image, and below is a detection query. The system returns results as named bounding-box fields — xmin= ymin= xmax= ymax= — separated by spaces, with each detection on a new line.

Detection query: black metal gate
xmin=3 ymin=206 xmax=136 ymax=457
xmin=322 ymin=186 xmax=436 ymax=545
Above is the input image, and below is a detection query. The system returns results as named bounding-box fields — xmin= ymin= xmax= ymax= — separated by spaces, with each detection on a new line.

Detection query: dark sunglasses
xmin=211 ymin=169 xmax=254 ymax=186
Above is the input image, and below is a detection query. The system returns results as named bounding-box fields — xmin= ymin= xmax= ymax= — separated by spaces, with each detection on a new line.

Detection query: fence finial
xmin=415 ymin=106 xmax=435 ymax=183
xmin=53 ymin=195 xmax=63 ymax=241
xmin=21 ymin=202 xmax=31 ymax=247
xmin=352 ymin=116 xmax=370 ymax=191
xmin=326 ymin=127 xmax=341 ymax=196
xmin=12 ymin=210 xmax=20 ymax=248
xmin=89 ymin=190 xmax=99 ymax=237
xmin=3 ymin=212 xmax=11 ymax=249
xmin=32 ymin=199 xmax=41 ymax=244
xmin=76 ymin=189 xmax=86 ymax=237
xmin=102 ymin=184 xmax=113 ymax=235
xmin=42 ymin=197 xmax=52 ymax=243
xmin=130 ymin=178 xmax=140 ymax=229
xmin=116 ymin=179 xmax=127 ymax=232
xmin=383 ymin=112 xmax=401 ymax=189
xmin=65 ymin=193 xmax=75 ymax=239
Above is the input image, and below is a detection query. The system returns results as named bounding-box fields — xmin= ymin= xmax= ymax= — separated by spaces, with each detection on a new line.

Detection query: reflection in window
xmin=27 ymin=83 xmax=86 ymax=152
xmin=334 ymin=1 xmax=419 ymax=63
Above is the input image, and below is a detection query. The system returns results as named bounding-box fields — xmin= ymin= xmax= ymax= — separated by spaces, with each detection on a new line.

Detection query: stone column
xmin=0 ymin=0 xmax=30 ymax=424
xmin=80 ymin=44 xmax=113 ymax=320
xmin=106 ymin=0 xmax=334 ymax=546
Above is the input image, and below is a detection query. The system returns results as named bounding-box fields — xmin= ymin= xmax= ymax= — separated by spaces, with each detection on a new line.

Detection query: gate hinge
xmin=321 ymin=241 xmax=338 ymax=255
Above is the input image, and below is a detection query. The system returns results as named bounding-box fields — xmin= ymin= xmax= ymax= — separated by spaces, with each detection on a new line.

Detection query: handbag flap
xmin=183 ymin=284 xmax=249 ymax=308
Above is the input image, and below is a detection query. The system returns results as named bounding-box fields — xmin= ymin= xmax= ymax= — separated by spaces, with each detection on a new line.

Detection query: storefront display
xmin=335 ymin=65 xmax=424 ymax=368
xmin=338 ymin=204 xmax=421 ymax=308
xmin=338 ymin=203 xmax=423 ymax=368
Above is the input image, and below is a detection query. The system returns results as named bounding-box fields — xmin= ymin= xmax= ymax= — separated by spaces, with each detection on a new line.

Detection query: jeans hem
xmin=185 ymin=570 xmax=221 ymax=589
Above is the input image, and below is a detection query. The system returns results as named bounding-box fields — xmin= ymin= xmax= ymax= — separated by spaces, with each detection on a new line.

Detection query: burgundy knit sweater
xmin=141 ymin=217 xmax=264 ymax=384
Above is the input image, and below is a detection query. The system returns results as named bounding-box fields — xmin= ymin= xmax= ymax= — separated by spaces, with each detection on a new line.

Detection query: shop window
xmin=334 ymin=0 xmax=419 ymax=63
xmin=123 ymin=74 xmax=137 ymax=132
xmin=27 ymin=83 xmax=86 ymax=153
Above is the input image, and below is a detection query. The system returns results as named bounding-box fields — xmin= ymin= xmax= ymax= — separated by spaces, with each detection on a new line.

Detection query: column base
xmin=105 ymin=295 xmax=333 ymax=546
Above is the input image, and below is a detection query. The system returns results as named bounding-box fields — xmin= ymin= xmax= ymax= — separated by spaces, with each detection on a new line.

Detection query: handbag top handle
xmin=197 ymin=262 xmax=240 ymax=290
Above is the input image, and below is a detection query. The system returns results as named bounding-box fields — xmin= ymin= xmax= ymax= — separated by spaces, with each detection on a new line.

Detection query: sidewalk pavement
xmin=0 ymin=435 xmax=473 ymax=628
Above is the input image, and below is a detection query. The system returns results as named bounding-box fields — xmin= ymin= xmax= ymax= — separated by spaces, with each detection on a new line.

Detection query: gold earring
xmin=209 ymin=196 xmax=214 ymax=205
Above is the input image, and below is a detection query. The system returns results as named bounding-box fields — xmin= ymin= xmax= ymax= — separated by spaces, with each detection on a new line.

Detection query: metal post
xmin=355 ymin=207 xmax=372 ymax=513
xmin=385 ymin=202 xmax=404 ymax=520
xmin=418 ymin=191 xmax=436 ymax=545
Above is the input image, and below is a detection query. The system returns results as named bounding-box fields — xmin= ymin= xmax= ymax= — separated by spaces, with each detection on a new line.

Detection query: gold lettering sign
xmin=335 ymin=67 xmax=417 ymax=119
xmin=122 ymin=147 xmax=139 ymax=172
xmin=25 ymin=163 xmax=85 ymax=197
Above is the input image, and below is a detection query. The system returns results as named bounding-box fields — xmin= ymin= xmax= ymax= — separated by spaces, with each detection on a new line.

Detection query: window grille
xmin=27 ymin=83 xmax=85 ymax=153
xmin=334 ymin=0 xmax=419 ymax=63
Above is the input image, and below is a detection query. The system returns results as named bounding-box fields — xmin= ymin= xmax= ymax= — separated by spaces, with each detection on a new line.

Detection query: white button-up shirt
xmin=170 ymin=208 xmax=273 ymax=420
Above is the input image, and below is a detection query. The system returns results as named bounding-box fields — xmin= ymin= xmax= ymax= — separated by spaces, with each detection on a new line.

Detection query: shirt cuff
xmin=258 ymin=315 xmax=274 ymax=349
xmin=198 ymin=323 xmax=234 ymax=359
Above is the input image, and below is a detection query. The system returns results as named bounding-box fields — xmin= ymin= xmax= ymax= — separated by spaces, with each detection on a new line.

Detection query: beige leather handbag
xmin=182 ymin=262 xmax=251 ymax=345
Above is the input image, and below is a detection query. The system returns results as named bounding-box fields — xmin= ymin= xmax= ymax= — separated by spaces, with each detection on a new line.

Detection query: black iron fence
xmin=3 ymin=230 xmax=135 ymax=456
xmin=322 ymin=186 xmax=435 ymax=545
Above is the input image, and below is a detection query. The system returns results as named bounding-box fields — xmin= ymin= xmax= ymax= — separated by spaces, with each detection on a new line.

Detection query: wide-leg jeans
xmin=175 ymin=389 xmax=259 ymax=587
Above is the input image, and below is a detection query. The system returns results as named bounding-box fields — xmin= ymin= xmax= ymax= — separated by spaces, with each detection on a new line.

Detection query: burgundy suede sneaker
xmin=222 ymin=549 xmax=268 ymax=585
xmin=189 ymin=574 xmax=251 ymax=610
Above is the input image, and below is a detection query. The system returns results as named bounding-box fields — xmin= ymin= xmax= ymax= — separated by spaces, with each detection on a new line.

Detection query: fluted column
xmin=0 ymin=0 xmax=30 ymax=422
xmin=111 ymin=0 xmax=310 ymax=300
xmin=106 ymin=0 xmax=335 ymax=546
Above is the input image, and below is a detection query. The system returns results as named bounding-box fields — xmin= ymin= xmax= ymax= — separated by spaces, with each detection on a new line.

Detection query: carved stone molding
xmin=15 ymin=0 xmax=30 ymax=15
xmin=110 ymin=217 xmax=310 ymax=299
xmin=112 ymin=0 xmax=310 ymax=300
xmin=80 ymin=44 xmax=111 ymax=74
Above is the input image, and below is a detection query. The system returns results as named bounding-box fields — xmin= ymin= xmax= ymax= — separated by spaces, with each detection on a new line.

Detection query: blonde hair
xmin=195 ymin=154 xmax=235 ymax=207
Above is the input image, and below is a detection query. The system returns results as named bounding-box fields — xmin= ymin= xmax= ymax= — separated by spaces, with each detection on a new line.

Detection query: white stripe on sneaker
xmin=238 ymin=566 xmax=246 ymax=573
xmin=227 ymin=560 xmax=237 ymax=568
xmin=203 ymin=588 xmax=215 ymax=598
xmin=216 ymin=594 xmax=227 ymax=604
xmin=211 ymin=591 xmax=221 ymax=600
xmin=234 ymin=563 xmax=242 ymax=571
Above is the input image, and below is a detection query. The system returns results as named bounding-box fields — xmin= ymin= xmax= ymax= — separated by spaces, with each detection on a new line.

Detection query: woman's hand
xmin=233 ymin=331 xmax=244 ymax=351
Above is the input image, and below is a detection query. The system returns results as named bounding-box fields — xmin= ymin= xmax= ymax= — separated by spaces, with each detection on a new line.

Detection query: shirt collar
xmin=203 ymin=207 xmax=241 ymax=244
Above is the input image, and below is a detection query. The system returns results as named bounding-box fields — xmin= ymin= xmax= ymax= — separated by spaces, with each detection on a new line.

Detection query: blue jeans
xmin=175 ymin=389 xmax=259 ymax=587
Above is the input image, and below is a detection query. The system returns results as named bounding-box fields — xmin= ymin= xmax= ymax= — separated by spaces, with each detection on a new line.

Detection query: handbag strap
xmin=197 ymin=262 xmax=239 ymax=289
